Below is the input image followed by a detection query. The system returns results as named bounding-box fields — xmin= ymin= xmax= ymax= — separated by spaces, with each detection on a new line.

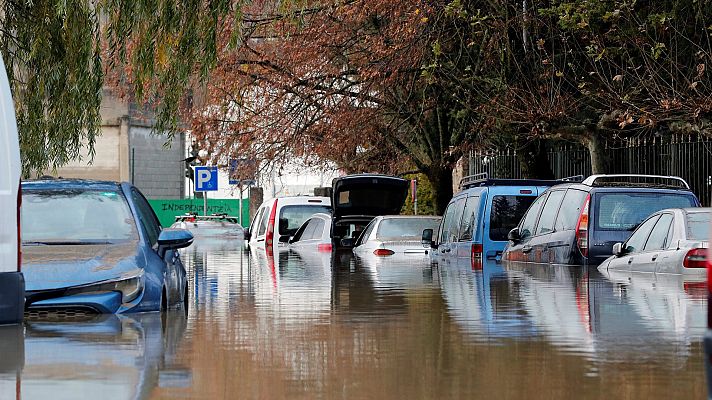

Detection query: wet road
xmin=0 ymin=239 xmax=707 ymax=399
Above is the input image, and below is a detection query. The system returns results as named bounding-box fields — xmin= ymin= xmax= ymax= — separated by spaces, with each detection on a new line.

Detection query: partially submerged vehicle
xmin=353 ymin=215 xmax=441 ymax=257
xmin=331 ymin=174 xmax=409 ymax=248
xmin=246 ymin=196 xmax=331 ymax=250
xmin=171 ymin=213 xmax=244 ymax=238
xmin=22 ymin=180 xmax=194 ymax=314
xmin=0 ymin=53 xmax=23 ymax=325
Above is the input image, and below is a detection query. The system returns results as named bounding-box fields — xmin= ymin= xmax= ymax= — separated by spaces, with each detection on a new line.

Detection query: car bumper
xmin=27 ymin=291 xmax=124 ymax=314
xmin=0 ymin=271 xmax=24 ymax=325
xmin=705 ymin=330 xmax=712 ymax=399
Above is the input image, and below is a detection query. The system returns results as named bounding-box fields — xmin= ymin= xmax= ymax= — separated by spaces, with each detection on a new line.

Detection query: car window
xmin=300 ymin=219 xmax=319 ymax=241
xmin=489 ymin=195 xmax=537 ymax=241
xmin=625 ymin=215 xmax=660 ymax=253
xmin=439 ymin=202 xmax=457 ymax=244
xmin=278 ymin=205 xmax=331 ymax=236
xmin=644 ymin=213 xmax=674 ymax=251
xmin=447 ymin=198 xmax=467 ymax=243
xmin=518 ymin=195 xmax=546 ymax=240
xmin=459 ymin=196 xmax=481 ymax=241
xmin=258 ymin=205 xmax=271 ymax=236
xmin=535 ymin=191 xmax=565 ymax=235
xmin=554 ymin=189 xmax=588 ymax=231
xmin=131 ymin=189 xmax=161 ymax=247
xmin=376 ymin=218 xmax=441 ymax=240
xmin=290 ymin=218 xmax=310 ymax=242
xmin=686 ymin=212 xmax=710 ymax=240
xmin=310 ymin=219 xmax=325 ymax=240
xmin=22 ymin=189 xmax=138 ymax=243
xmin=596 ymin=193 xmax=695 ymax=231
xmin=356 ymin=219 xmax=377 ymax=246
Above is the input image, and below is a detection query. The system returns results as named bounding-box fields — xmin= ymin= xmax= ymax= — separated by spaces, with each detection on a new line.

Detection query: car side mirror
xmin=422 ymin=229 xmax=436 ymax=249
xmin=278 ymin=235 xmax=290 ymax=244
xmin=508 ymin=228 xmax=521 ymax=243
xmin=157 ymin=229 xmax=194 ymax=256
xmin=612 ymin=242 xmax=625 ymax=257
xmin=340 ymin=238 xmax=355 ymax=248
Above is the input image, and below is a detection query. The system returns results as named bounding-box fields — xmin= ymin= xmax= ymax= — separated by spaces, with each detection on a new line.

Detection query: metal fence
xmin=469 ymin=135 xmax=712 ymax=206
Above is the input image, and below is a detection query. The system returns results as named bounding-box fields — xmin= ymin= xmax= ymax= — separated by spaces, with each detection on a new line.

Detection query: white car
xmin=289 ymin=213 xmax=333 ymax=253
xmin=353 ymin=215 xmax=441 ymax=257
xmin=0 ymin=54 xmax=24 ymax=325
xmin=599 ymin=208 xmax=709 ymax=275
xmin=246 ymin=196 xmax=331 ymax=250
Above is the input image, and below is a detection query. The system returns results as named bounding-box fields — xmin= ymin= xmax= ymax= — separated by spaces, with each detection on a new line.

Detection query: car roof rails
xmin=459 ymin=173 xmax=584 ymax=190
xmin=581 ymin=174 xmax=690 ymax=189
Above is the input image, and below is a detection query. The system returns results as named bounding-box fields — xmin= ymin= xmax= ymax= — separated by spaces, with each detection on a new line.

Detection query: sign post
xmin=194 ymin=166 xmax=218 ymax=215
xmin=411 ymin=179 xmax=418 ymax=215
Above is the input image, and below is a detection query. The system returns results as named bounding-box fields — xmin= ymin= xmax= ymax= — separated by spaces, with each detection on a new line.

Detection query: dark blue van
xmin=424 ymin=173 xmax=581 ymax=268
xmin=503 ymin=174 xmax=701 ymax=266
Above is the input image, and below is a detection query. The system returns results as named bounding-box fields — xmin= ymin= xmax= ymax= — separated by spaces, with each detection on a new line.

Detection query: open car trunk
xmin=331 ymin=175 xmax=409 ymax=247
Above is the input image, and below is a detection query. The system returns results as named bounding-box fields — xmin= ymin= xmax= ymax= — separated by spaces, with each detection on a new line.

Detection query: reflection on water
xmin=2 ymin=237 xmax=706 ymax=399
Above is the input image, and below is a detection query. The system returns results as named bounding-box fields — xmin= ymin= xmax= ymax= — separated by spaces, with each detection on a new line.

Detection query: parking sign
xmin=194 ymin=166 xmax=218 ymax=192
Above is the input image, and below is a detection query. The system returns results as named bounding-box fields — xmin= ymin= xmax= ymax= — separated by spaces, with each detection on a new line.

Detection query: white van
xmin=246 ymin=196 xmax=331 ymax=250
xmin=0 ymin=54 xmax=24 ymax=325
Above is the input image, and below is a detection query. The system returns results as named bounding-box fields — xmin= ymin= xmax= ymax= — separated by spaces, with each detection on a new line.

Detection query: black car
xmin=503 ymin=174 xmax=701 ymax=266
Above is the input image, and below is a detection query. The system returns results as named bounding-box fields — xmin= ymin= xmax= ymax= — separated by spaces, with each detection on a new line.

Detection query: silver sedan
xmin=353 ymin=215 xmax=441 ymax=257
xmin=598 ymin=208 xmax=709 ymax=275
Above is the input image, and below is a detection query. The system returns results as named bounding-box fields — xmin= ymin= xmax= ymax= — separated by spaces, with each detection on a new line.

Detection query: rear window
xmin=279 ymin=205 xmax=331 ymax=236
xmin=686 ymin=212 xmax=710 ymax=240
xmin=22 ymin=189 xmax=137 ymax=243
xmin=489 ymin=195 xmax=537 ymax=241
xmin=595 ymin=193 xmax=696 ymax=231
xmin=376 ymin=218 xmax=441 ymax=240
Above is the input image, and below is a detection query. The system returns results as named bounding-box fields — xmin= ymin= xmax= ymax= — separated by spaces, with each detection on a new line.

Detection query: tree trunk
xmin=582 ymin=132 xmax=609 ymax=174
xmin=517 ymin=138 xmax=554 ymax=179
xmin=424 ymin=165 xmax=454 ymax=215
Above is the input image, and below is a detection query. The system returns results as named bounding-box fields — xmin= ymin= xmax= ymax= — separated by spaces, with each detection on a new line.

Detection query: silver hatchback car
xmin=353 ymin=215 xmax=441 ymax=257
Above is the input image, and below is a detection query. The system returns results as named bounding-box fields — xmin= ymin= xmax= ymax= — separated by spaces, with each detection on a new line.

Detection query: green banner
xmin=148 ymin=199 xmax=250 ymax=228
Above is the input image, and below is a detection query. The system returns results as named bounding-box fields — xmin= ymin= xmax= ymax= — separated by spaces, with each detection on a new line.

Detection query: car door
xmin=506 ymin=194 xmax=546 ymax=263
xmin=440 ymin=197 xmax=466 ymax=263
xmin=606 ymin=215 xmax=660 ymax=271
xmin=454 ymin=195 xmax=482 ymax=263
xmin=435 ymin=200 xmax=459 ymax=265
xmin=529 ymin=190 xmax=566 ymax=263
xmin=639 ymin=213 xmax=674 ymax=273
xmin=548 ymin=189 xmax=588 ymax=265
xmin=131 ymin=188 xmax=184 ymax=306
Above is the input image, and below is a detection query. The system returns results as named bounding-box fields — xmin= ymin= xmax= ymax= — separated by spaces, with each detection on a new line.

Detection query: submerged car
xmin=504 ymin=174 xmax=700 ymax=266
xmin=599 ymin=208 xmax=709 ymax=275
xmin=288 ymin=212 xmax=334 ymax=253
xmin=21 ymin=180 xmax=194 ymax=315
xmin=353 ymin=215 xmax=441 ymax=257
xmin=246 ymin=196 xmax=331 ymax=250
xmin=331 ymin=174 xmax=409 ymax=248
xmin=171 ymin=213 xmax=245 ymax=238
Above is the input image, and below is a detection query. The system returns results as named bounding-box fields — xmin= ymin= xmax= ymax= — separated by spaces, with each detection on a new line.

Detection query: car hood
xmin=22 ymin=241 xmax=142 ymax=292
xmin=331 ymin=175 xmax=408 ymax=220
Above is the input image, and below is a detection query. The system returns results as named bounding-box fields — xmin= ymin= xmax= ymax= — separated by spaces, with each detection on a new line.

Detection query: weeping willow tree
xmin=0 ymin=0 xmax=246 ymax=175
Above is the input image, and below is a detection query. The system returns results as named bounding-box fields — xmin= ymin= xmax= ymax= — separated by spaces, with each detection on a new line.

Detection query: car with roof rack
xmin=421 ymin=173 xmax=582 ymax=267
xmin=503 ymin=174 xmax=701 ymax=266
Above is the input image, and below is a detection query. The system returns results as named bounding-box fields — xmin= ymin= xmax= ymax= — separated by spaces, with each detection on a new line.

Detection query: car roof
xmin=22 ymin=179 xmax=123 ymax=191
xmin=544 ymin=182 xmax=695 ymax=194
xmin=259 ymin=196 xmax=331 ymax=207
xmin=378 ymin=215 xmax=441 ymax=219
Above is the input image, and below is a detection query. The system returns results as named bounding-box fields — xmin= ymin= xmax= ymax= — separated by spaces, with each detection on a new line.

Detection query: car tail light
xmin=265 ymin=199 xmax=278 ymax=248
xmin=471 ymin=243 xmax=483 ymax=270
xmin=373 ymin=248 xmax=395 ymax=256
xmin=683 ymin=248 xmax=707 ymax=269
xmin=317 ymin=243 xmax=332 ymax=252
xmin=575 ymin=194 xmax=591 ymax=258
xmin=16 ymin=182 xmax=21 ymax=271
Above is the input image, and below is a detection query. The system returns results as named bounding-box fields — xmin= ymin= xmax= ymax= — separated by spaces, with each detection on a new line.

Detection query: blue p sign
xmin=194 ymin=166 xmax=218 ymax=192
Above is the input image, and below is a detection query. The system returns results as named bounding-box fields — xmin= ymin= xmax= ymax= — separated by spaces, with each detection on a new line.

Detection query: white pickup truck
xmin=0 ymin=54 xmax=24 ymax=324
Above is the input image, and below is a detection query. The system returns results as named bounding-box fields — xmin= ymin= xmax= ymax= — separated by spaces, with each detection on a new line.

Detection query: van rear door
xmin=0 ymin=54 xmax=20 ymax=274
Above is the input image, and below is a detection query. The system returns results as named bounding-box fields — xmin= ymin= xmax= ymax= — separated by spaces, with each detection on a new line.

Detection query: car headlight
xmin=74 ymin=271 xmax=145 ymax=304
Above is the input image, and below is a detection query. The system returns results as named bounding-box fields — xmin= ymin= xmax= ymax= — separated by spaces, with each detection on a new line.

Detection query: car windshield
xmin=22 ymin=189 xmax=138 ymax=243
xmin=278 ymin=205 xmax=331 ymax=236
xmin=686 ymin=212 xmax=710 ymax=240
xmin=489 ymin=195 xmax=537 ymax=241
xmin=596 ymin=193 xmax=696 ymax=231
xmin=376 ymin=218 xmax=441 ymax=240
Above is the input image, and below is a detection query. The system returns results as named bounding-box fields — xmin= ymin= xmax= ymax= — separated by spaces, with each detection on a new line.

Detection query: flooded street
xmin=0 ymin=239 xmax=707 ymax=399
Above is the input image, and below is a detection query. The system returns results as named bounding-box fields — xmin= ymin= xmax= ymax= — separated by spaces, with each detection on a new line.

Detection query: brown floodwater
xmin=0 ymin=238 xmax=707 ymax=399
